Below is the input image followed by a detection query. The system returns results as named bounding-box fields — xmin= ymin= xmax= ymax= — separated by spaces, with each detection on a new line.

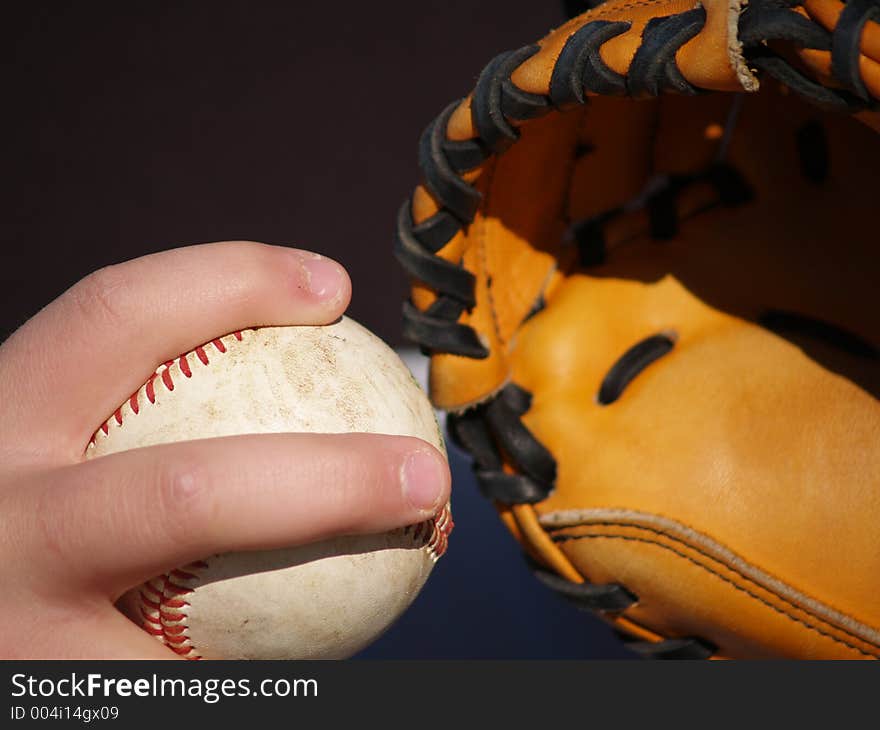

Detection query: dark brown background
xmin=1 ymin=1 xmax=572 ymax=345
xmin=2 ymin=1 xmax=632 ymax=658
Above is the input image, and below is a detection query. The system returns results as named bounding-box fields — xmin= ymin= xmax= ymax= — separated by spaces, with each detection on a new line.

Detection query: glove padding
xmin=396 ymin=0 xmax=880 ymax=659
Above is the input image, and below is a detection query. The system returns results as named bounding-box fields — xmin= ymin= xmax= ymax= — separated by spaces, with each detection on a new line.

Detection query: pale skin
xmin=0 ymin=241 xmax=450 ymax=659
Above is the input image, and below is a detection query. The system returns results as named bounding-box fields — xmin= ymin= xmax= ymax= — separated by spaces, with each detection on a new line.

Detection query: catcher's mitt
xmin=395 ymin=0 xmax=880 ymax=659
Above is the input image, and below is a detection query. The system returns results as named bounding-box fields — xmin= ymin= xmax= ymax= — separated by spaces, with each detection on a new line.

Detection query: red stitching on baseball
xmin=89 ymin=331 xmax=248 ymax=442
xmin=163 ymin=582 xmax=193 ymax=597
xmin=400 ymin=504 xmax=453 ymax=561
xmin=160 ymin=605 xmax=187 ymax=617
xmin=426 ymin=504 xmax=453 ymax=559
xmin=140 ymin=594 xmax=161 ymax=611
xmin=140 ymin=605 xmax=161 ymax=623
xmin=150 ymin=560 xmax=217 ymax=660
xmin=140 ymin=571 xmax=202 ymax=659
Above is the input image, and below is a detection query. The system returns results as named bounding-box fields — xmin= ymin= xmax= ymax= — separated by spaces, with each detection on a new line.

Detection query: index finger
xmin=0 ymin=241 xmax=350 ymax=463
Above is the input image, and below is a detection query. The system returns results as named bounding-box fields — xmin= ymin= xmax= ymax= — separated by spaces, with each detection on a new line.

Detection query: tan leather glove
xmin=395 ymin=0 xmax=880 ymax=659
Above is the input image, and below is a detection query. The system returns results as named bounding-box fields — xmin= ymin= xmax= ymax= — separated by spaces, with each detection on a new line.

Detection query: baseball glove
xmin=394 ymin=0 xmax=880 ymax=659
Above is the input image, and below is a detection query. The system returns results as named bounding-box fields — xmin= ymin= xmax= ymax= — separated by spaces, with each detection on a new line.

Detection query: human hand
xmin=0 ymin=241 xmax=450 ymax=658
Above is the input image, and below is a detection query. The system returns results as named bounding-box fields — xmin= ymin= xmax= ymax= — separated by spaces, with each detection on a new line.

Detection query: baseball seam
xmin=141 ymin=506 xmax=454 ymax=661
xmin=88 ymin=330 xmax=247 ymax=447
xmin=138 ymin=562 xmax=208 ymax=659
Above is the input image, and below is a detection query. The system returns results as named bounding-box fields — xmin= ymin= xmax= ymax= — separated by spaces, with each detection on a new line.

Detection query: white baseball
xmin=87 ymin=317 xmax=451 ymax=660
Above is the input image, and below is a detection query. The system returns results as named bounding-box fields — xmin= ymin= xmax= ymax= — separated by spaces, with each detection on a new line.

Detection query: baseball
xmin=87 ymin=317 xmax=451 ymax=659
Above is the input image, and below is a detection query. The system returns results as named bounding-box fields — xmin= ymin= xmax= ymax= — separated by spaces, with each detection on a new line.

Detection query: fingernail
xmin=299 ymin=255 xmax=344 ymax=298
xmin=401 ymin=449 xmax=446 ymax=513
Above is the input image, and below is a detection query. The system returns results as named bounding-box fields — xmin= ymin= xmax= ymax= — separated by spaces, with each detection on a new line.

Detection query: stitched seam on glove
xmin=551 ymin=528 xmax=880 ymax=658
xmin=541 ymin=506 xmax=880 ymax=642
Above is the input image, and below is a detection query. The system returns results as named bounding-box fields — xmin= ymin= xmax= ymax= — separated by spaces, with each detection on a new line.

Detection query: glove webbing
xmin=396 ymin=0 xmax=878 ymax=362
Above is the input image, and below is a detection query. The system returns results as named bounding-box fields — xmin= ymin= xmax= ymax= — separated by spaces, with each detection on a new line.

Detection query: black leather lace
xmin=740 ymin=0 xmax=880 ymax=110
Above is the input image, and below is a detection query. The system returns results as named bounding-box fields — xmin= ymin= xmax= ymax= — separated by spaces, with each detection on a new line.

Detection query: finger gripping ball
xmin=87 ymin=317 xmax=450 ymax=659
